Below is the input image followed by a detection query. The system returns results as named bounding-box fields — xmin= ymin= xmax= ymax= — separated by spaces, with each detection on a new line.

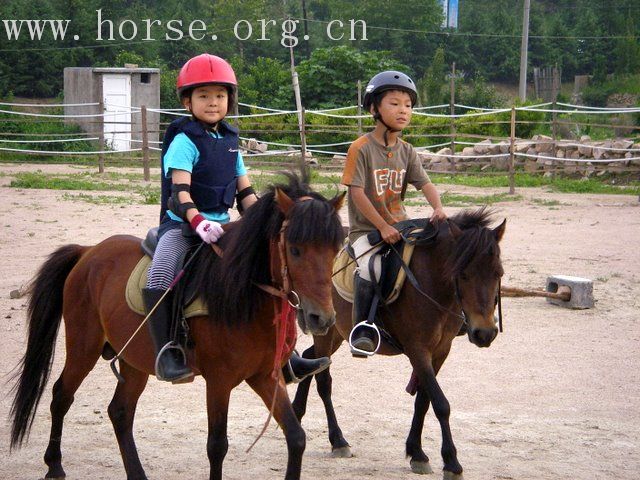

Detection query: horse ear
xmin=275 ymin=188 xmax=295 ymax=215
xmin=493 ymin=219 xmax=507 ymax=242
xmin=449 ymin=220 xmax=463 ymax=239
xmin=329 ymin=191 xmax=346 ymax=212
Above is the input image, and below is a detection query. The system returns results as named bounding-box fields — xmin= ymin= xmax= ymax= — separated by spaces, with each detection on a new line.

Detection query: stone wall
xmin=418 ymin=135 xmax=640 ymax=177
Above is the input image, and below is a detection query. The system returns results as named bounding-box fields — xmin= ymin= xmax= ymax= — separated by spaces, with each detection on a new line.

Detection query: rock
xmin=461 ymin=146 xmax=476 ymax=157
xmin=473 ymin=139 xmax=492 ymax=155
xmin=524 ymin=159 xmax=539 ymax=173
xmin=246 ymin=138 xmax=259 ymax=151
xmin=556 ymin=149 xmax=565 ymax=159
xmin=534 ymin=134 xmax=554 ymax=153
xmin=580 ymin=135 xmax=592 ymax=143
xmin=570 ymin=150 xmax=581 ymax=159
xmin=577 ymin=142 xmax=592 ymax=156
xmin=592 ymin=141 xmax=611 ymax=160
xmin=430 ymin=159 xmax=452 ymax=172
xmin=515 ymin=141 xmax=534 ymax=153
xmin=612 ymin=139 xmax=633 ymax=150
xmin=255 ymin=142 xmax=268 ymax=153
xmin=498 ymin=141 xmax=511 ymax=154
xmin=491 ymin=156 xmax=510 ymax=170
xmin=564 ymin=161 xmax=579 ymax=174
xmin=487 ymin=142 xmax=502 ymax=155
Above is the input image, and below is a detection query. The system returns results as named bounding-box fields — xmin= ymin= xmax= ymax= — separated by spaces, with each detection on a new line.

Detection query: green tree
xmin=296 ymin=45 xmax=410 ymax=108
xmin=420 ymin=47 xmax=447 ymax=106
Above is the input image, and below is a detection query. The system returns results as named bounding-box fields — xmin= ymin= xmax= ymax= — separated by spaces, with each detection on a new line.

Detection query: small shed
xmin=64 ymin=66 xmax=160 ymax=151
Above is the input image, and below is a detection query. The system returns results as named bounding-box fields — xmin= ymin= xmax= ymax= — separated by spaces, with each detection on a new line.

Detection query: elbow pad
xmin=167 ymin=183 xmax=196 ymax=221
xmin=236 ymin=185 xmax=256 ymax=215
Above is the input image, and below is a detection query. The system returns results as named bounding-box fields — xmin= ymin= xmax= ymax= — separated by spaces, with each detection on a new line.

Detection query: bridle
xmin=254 ymin=216 xmax=301 ymax=309
xmin=390 ymin=225 xmax=503 ymax=332
xmin=453 ymin=277 xmax=503 ymax=333
xmin=253 ymin=195 xmax=315 ymax=307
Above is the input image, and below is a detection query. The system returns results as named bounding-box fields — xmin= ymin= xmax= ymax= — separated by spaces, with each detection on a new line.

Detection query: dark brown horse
xmin=292 ymin=208 xmax=505 ymax=479
xmin=9 ymin=173 xmax=345 ymax=480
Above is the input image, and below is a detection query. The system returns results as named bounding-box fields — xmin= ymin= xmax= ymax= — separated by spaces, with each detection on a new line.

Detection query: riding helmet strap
xmin=372 ymin=107 xmax=401 ymax=148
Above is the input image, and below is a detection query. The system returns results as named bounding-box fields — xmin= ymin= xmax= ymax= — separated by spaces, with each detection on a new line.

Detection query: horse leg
xmin=291 ymin=330 xmax=351 ymax=458
xmin=107 ymin=361 xmax=149 ymax=480
xmin=247 ymin=374 xmax=305 ymax=480
xmin=413 ymin=362 xmax=463 ymax=479
xmin=204 ymin=379 xmax=231 ymax=480
xmin=315 ymin=366 xmax=352 ymax=457
xmin=44 ymin=342 xmax=102 ymax=478
xmin=291 ymin=345 xmax=315 ymax=421
xmin=405 ymin=388 xmax=434 ymax=474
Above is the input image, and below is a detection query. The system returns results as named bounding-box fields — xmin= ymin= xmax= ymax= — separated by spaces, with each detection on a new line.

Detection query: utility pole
xmin=288 ymin=28 xmax=306 ymax=174
xmin=519 ymin=0 xmax=531 ymax=102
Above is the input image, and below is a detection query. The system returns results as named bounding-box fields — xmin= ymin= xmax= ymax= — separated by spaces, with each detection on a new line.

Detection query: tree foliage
xmin=0 ymin=0 xmax=638 ymax=102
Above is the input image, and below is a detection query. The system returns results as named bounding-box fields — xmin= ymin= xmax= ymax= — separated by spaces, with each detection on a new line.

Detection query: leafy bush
xmin=456 ymin=75 xmax=507 ymax=109
xmin=296 ymin=46 xmax=411 ymax=109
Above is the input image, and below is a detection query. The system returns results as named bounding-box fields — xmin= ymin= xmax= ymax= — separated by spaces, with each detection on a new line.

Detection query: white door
xmin=102 ymin=75 xmax=131 ymax=151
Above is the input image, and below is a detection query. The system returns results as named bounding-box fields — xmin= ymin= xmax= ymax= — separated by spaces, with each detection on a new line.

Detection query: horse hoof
xmin=442 ymin=470 xmax=463 ymax=480
xmin=410 ymin=460 xmax=433 ymax=474
xmin=331 ymin=446 xmax=353 ymax=458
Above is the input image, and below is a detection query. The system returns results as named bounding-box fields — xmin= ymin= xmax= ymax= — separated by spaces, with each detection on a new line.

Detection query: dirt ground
xmin=0 ymin=163 xmax=639 ymax=480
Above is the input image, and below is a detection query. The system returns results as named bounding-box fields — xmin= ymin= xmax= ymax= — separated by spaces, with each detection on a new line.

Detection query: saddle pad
xmin=331 ymin=238 xmax=416 ymax=305
xmin=125 ymin=255 xmax=208 ymax=319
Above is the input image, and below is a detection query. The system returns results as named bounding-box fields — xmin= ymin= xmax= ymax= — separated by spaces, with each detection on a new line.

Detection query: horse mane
xmin=446 ymin=207 xmax=500 ymax=278
xmin=192 ymin=171 xmax=343 ymax=326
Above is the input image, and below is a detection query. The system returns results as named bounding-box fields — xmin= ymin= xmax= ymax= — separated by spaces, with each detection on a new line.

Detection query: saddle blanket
xmin=331 ymin=238 xmax=417 ymax=305
xmin=125 ymin=255 xmax=208 ymax=319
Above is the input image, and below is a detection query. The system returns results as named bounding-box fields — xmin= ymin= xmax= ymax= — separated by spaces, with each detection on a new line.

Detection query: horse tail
xmin=9 ymin=244 xmax=86 ymax=450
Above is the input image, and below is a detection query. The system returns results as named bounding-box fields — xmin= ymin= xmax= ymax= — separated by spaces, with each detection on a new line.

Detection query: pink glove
xmin=190 ymin=214 xmax=224 ymax=244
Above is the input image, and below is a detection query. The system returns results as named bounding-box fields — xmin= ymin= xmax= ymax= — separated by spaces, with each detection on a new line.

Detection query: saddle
xmin=332 ymin=219 xmax=439 ymax=305
xmin=125 ymin=226 xmax=208 ymax=319
xmin=333 ymin=219 xmax=439 ymax=353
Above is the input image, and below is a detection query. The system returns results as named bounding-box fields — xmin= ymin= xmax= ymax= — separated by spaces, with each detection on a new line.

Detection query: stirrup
xmin=155 ymin=342 xmax=192 ymax=382
xmin=349 ymin=321 xmax=381 ymax=357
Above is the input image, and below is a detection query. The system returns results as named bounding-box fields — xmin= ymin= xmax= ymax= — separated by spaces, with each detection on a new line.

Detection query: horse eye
xmin=289 ymin=246 xmax=301 ymax=257
xmin=459 ymin=272 xmax=468 ymax=281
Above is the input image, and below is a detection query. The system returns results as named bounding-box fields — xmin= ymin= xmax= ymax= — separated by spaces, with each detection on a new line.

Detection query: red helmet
xmin=176 ymin=54 xmax=237 ymax=97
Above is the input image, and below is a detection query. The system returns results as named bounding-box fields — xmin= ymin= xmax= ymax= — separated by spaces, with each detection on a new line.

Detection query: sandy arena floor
xmin=0 ymin=163 xmax=638 ymax=480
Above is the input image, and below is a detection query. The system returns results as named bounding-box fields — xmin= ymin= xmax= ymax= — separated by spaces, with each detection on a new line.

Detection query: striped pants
xmin=146 ymin=227 xmax=195 ymax=290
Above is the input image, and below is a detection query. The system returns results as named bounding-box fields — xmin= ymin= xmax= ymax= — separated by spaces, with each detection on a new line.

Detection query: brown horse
xmin=292 ymin=208 xmax=505 ymax=479
xmin=9 ymin=173 xmax=345 ymax=480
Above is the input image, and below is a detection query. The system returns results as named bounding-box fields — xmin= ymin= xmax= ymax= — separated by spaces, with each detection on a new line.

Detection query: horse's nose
xmin=470 ymin=327 xmax=498 ymax=347
xmin=304 ymin=309 xmax=336 ymax=335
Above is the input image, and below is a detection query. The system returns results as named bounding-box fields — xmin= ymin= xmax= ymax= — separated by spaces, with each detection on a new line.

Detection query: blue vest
xmin=160 ymin=117 xmax=239 ymax=222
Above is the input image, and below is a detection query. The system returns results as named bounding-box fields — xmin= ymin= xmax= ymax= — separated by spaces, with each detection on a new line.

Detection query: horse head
xmin=448 ymin=210 xmax=506 ymax=348
xmin=275 ymin=187 xmax=346 ymax=336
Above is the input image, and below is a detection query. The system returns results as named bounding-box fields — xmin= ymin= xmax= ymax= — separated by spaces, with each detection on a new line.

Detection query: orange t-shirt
xmin=341 ymin=133 xmax=430 ymax=242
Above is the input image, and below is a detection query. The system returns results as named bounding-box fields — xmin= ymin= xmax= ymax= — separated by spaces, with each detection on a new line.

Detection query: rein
xmin=387 ymin=240 xmax=467 ymax=322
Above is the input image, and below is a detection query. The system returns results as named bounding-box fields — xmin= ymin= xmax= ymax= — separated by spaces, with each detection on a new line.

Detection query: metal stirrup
xmin=154 ymin=341 xmax=188 ymax=378
xmin=348 ymin=321 xmax=381 ymax=357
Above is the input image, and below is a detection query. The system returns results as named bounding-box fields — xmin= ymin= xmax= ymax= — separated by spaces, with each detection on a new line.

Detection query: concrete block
xmin=546 ymin=275 xmax=594 ymax=309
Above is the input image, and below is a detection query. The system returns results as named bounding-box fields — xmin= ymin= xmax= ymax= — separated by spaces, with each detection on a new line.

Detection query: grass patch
xmin=430 ymin=172 xmax=640 ymax=194
xmin=61 ymin=193 xmax=133 ymax=205
xmin=11 ymin=171 xmax=132 ymax=191
xmin=406 ymin=192 xmax=520 ymax=207
xmin=530 ymin=198 xmax=563 ymax=206
xmin=10 ymin=171 xmax=161 ymax=203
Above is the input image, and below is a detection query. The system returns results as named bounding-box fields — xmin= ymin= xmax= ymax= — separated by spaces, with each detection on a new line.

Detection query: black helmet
xmin=362 ymin=70 xmax=418 ymax=110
